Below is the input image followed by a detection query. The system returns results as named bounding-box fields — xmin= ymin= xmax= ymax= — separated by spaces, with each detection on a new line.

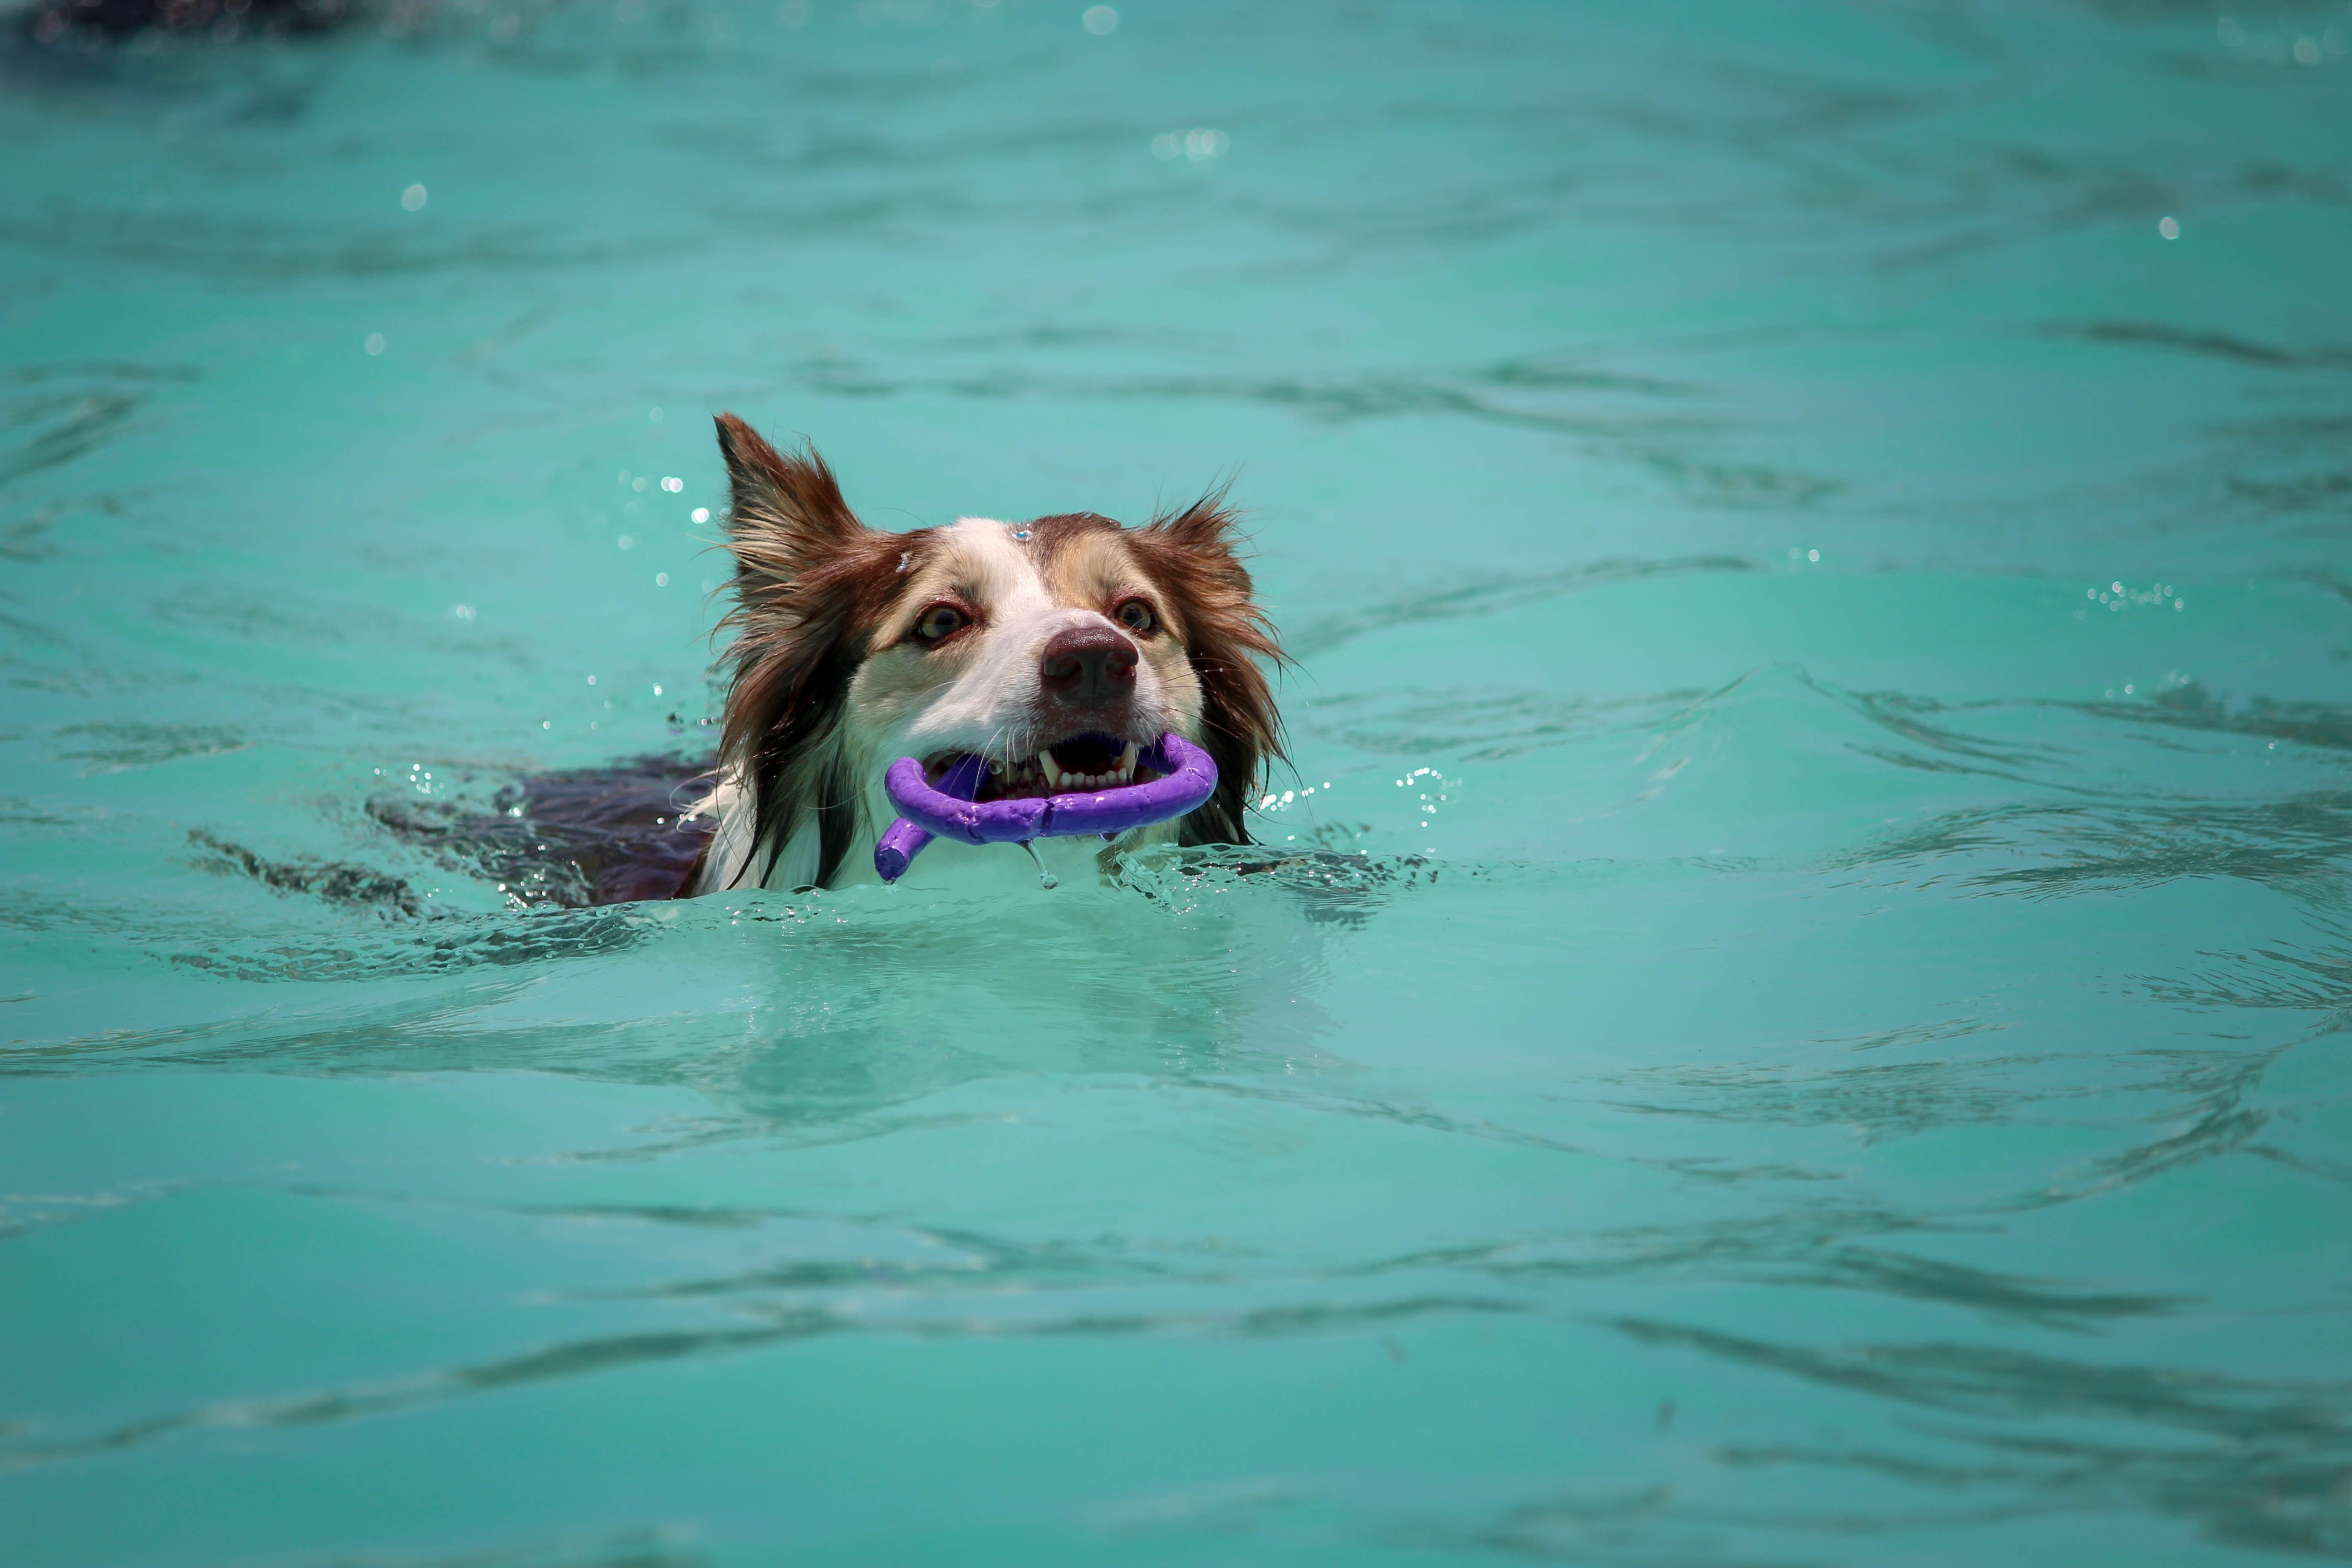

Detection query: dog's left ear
xmin=1132 ymin=492 xmax=1287 ymax=847
xmin=713 ymin=413 xmax=874 ymax=584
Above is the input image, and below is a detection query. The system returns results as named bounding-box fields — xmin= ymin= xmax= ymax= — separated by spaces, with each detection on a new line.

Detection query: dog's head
xmin=709 ymin=414 xmax=1282 ymax=888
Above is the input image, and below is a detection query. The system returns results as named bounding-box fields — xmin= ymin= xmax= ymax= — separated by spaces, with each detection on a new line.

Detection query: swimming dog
xmin=685 ymin=415 xmax=1282 ymax=894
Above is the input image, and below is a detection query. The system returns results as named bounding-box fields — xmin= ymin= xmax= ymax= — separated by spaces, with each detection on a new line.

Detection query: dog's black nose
xmin=1039 ymin=623 xmax=1139 ymax=705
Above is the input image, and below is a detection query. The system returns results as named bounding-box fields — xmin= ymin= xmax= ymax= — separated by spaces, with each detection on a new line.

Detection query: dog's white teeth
xmin=1120 ymin=741 xmax=1138 ymax=777
xmin=1039 ymin=748 xmax=1063 ymax=788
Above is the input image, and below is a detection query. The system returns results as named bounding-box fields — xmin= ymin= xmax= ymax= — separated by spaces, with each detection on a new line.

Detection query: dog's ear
xmin=708 ymin=415 xmax=902 ymax=890
xmin=714 ymin=413 xmax=872 ymax=583
xmin=1132 ymin=490 xmax=1286 ymax=847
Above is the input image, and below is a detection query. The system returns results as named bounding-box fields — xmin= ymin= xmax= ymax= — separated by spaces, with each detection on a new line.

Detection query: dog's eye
xmin=914 ymin=603 xmax=968 ymax=642
xmin=1115 ymin=599 xmax=1156 ymax=635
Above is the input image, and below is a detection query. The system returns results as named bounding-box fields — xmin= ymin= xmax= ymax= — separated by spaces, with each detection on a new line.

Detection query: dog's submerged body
xmin=683 ymin=415 xmax=1282 ymax=895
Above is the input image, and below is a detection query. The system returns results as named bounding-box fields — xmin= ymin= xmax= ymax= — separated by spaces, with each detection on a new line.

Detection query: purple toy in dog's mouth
xmin=874 ymin=732 xmax=1218 ymax=883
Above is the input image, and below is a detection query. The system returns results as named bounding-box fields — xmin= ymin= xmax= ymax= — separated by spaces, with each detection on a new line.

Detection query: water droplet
xmin=401 ymin=183 xmax=428 ymax=211
xmin=1081 ymin=4 xmax=1116 ymax=34
xmin=363 ymin=332 xmax=386 ymax=356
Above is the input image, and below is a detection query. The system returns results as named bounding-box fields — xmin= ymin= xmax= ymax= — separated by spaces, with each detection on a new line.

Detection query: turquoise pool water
xmin=5 ymin=3 xmax=2352 ymax=1563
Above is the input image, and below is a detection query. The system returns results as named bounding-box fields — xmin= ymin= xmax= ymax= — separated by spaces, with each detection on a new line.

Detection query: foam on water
xmin=4 ymin=3 xmax=2352 ymax=1564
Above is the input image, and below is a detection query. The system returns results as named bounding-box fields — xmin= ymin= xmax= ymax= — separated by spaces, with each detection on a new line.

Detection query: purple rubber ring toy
xmin=873 ymin=732 xmax=1217 ymax=882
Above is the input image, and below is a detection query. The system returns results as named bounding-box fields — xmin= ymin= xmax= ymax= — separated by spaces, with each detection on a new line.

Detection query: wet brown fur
xmin=708 ymin=414 xmax=1284 ymax=887
xmin=1127 ymin=493 xmax=1285 ymax=845
xmin=710 ymin=415 xmax=920 ymax=889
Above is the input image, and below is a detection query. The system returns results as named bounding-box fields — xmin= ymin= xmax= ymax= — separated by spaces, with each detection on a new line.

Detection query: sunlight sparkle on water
xmin=1154 ymin=128 xmax=1230 ymax=164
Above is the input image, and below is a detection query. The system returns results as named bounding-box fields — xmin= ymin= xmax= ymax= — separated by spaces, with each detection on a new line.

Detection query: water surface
xmin=5 ymin=3 xmax=2352 ymax=1563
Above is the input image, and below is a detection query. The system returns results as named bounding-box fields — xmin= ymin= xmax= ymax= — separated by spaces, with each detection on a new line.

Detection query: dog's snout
xmin=1039 ymin=623 xmax=1139 ymax=705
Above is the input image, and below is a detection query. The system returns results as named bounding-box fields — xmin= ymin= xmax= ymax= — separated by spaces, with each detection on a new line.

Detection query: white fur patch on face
xmin=847 ymin=517 xmax=1184 ymax=768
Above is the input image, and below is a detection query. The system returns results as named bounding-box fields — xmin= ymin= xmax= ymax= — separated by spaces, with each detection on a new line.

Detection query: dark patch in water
xmin=0 ymin=203 xmax=689 ymax=283
xmin=0 ymin=389 xmax=143 ymax=487
xmin=369 ymin=752 xmax=716 ymax=907
xmin=58 ymin=721 xmax=247 ymax=769
xmin=1603 ymin=1049 xmax=2039 ymax=1141
xmin=188 ymin=828 xmax=427 ymax=919
xmin=0 ymin=490 xmax=134 ymax=564
xmin=2047 ymin=319 xmax=2352 ymax=372
xmin=1612 ymin=1314 xmax=2352 ymax=1557
xmin=2229 ymin=469 xmax=2352 ymax=514
xmin=9 ymin=0 xmax=358 ymax=46
xmin=0 ymin=1316 xmax=833 ymax=1472
xmin=1849 ymin=793 xmax=2352 ymax=899
xmin=1780 ymin=1247 xmax=2188 ymax=1330
xmin=167 ymin=907 xmax=657 ymax=982
xmin=2154 ymin=923 xmax=2352 ymax=1017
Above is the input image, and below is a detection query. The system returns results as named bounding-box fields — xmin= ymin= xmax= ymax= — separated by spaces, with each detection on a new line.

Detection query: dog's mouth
xmin=923 ymin=732 xmax=1161 ymax=804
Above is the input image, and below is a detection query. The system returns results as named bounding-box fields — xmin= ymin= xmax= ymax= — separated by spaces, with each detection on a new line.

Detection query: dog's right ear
xmin=708 ymin=415 xmax=902 ymax=892
xmin=713 ymin=413 xmax=873 ymax=583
